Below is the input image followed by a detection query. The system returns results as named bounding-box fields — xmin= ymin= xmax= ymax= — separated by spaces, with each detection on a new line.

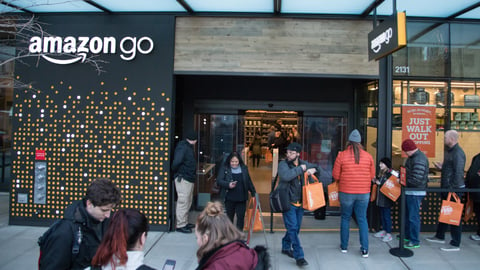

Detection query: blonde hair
xmin=196 ymin=201 xmax=245 ymax=260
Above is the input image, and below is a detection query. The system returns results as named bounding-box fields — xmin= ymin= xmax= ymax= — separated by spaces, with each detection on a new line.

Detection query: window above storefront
xmin=1 ymin=0 xmax=479 ymax=19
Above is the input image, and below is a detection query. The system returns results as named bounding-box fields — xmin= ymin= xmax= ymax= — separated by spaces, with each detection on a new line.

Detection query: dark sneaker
xmin=440 ymin=245 xmax=460 ymax=251
xmin=186 ymin=223 xmax=195 ymax=229
xmin=340 ymin=245 xmax=347 ymax=253
xmin=404 ymin=242 xmax=420 ymax=248
xmin=361 ymin=249 xmax=368 ymax=258
xmin=176 ymin=226 xmax=192 ymax=233
xmin=296 ymin=258 xmax=308 ymax=266
xmin=281 ymin=249 xmax=294 ymax=258
xmin=425 ymin=236 xmax=445 ymax=244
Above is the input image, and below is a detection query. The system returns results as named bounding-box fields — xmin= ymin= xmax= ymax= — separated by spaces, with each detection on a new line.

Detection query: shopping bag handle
xmin=304 ymin=172 xmax=319 ymax=186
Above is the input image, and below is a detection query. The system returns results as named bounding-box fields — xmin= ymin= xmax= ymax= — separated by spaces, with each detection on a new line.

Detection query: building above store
xmin=0 ymin=0 xmax=479 ymax=20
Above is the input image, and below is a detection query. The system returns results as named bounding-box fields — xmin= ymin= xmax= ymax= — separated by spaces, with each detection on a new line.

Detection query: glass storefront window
xmin=451 ymin=23 xmax=480 ymax=78
xmin=393 ymin=22 xmax=450 ymax=77
xmin=391 ymin=80 xmax=480 ymax=183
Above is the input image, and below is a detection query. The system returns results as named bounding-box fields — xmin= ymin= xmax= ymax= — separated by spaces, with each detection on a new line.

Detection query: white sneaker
xmin=425 ymin=236 xmax=445 ymax=244
xmin=470 ymin=234 xmax=480 ymax=241
xmin=440 ymin=245 xmax=460 ymax=251
xmin=382 ymin=233 xmax=393 ymax=242
xmin=374 ymin=230 xmax=386 ymax=238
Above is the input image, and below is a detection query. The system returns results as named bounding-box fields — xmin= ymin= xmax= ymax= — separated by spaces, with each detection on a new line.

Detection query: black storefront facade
xmin=9 ymin=14 xmax=480 ymax=231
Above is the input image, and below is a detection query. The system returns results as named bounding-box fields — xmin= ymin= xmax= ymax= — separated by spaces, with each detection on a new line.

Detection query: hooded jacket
xmin=441 ymin=143 xmax=466 ymax=189
xmin=39 ymin=200 xmax=109 ymax=270
xmin=196 ymin=241 xmax=258 ymax=270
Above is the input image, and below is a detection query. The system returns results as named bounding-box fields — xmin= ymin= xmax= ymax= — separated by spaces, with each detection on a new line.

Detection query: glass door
xmin=195 ymin=113 xmax=240 ymax=208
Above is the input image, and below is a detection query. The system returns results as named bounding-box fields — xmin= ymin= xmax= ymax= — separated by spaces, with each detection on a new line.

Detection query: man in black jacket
xmin=426 ymin=130 xmax=466 ymax=251
xmin=39 ymin=178 xmax=122 ymax=270
xmin=171 ymin=130 xmax=197 ymax=233
xmin=278 ymin=142 xmax=318 ymax=267
xmin=402 ymin=139 xmax=429 ymax=249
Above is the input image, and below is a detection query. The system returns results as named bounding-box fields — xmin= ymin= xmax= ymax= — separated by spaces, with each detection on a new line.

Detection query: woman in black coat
xmin=216 ymin=152 xmax=256 ymax=230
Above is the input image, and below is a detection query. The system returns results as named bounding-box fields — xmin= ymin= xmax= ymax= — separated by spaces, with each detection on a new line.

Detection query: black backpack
xmin=38 ymin=218 xmax=82 ymax=268
xmin=253 ymin=245 xmax=271 ymax=270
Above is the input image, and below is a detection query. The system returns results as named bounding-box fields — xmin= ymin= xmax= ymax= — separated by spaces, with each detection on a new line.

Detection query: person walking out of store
xmin=373 ymin=157 xmax=398 ymax=242
xmin=251 ymin=131 xmax=262 ymax=168
xmin=332 ymin=129 xmax=375 ymax=258
xmin=216 ymin=152 xmax=256 ymax=230
xmin=426 ymin=130 xmax=466 ymax=251
xmin=402 ymin=139 xmax=429 ymax=249
xmin=171 ymin=130 xmax=198 ymax=234
xmin=278 ymin=142 xmax=318 ymax=267
xmin=465 ymin=151 xmax=480 ymax=242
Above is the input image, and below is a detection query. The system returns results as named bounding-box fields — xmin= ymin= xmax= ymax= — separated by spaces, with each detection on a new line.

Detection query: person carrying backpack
xmin=38 ymin=178 xmax=122 ymax=270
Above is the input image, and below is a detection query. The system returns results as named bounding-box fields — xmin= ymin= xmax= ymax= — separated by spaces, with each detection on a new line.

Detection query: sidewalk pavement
xmin=1 ymin=224 xmax=479 ymax=270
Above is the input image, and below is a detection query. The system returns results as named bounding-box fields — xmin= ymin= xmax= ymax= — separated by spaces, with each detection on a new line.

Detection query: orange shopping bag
xmin=379 ymin=175 xmax=401 ymax=202
xmin=328 ymin=181 xmax=340 ymax=207
xmin=302 ymin=173 xmax=325 ymax=211
xmin=439 ymin=192 xmax=464 ymax=226
xmin=464 ymin=193 xmax=474 ymax=223
xmin=243 ymin=196 xmax=263 ymax=232
xmin=370 ymin=184 xmax=378 ymax=202
xmin=264 ymin=151 xmax=273 ymax=163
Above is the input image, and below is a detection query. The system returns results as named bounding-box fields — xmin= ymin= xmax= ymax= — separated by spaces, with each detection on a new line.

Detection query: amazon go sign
xmin=28 ymin=36 xmax=154 ymax=65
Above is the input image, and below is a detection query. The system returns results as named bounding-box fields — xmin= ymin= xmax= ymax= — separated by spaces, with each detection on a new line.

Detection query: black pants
xmin=252 ymin=154 xmax=261 ymax=167
xmin=474 ymin=201 xmax=480 ymax=235
xmin=225 ymin=200 xmax=247 ymax=230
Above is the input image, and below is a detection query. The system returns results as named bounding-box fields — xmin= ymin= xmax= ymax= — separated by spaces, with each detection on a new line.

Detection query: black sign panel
xmin=368 ymin=12 xmax=407 ymax=61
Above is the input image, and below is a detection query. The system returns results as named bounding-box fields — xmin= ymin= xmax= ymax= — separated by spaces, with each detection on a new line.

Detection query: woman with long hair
xmin=216 ymin=152 xmax=256 ymax=230
xmin=91 ymin=209 xmax=155 ymax=270
xmin=195 ymin=201 xmax=269 ymax=270
xmin=332 ymin=129 xmax=375 ymax=258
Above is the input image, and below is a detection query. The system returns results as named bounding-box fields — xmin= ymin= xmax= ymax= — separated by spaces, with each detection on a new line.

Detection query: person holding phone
xmin=216 ymin=152 xmax=256 ymax=230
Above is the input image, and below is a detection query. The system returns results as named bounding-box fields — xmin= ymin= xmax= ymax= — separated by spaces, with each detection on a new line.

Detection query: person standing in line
xmin=426 ymin=130 xmax=466 ymax=251
xmin=171 ymin=130 xmax=198 ymax=234
xmin=373 ymin=157 xmax=398 ymax=242
xmin=332 ymin=129 xmax=375 ymax=258
xmin=216 ymin=152 xmax=256 ymax=230
xmin=278 ymin=142 xmax=318 ymax=267
xmin=251 ymin=132 xmax=262 ymax=168
xmin=401 ymin=139 xmax=429 ymax=249
xmin=465 ymin=151 xmax=480 ymax=242
xmin=195 ymin=201 xmax=270 ymax=270
xmin=38 ymin=178 xmax=122 ymax=270
xmin=90 ymin=209 xmax=156 ymax=270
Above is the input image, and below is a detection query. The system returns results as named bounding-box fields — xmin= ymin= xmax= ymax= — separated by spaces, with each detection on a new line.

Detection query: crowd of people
xmin=37 ymin=128 xmax=480 ymax=269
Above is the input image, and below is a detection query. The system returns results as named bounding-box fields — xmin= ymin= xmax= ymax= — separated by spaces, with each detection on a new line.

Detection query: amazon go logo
xmin=441 ymin=205 xmax=453 ymax=216
xmin=329 ymin=191 xmax=338 ymax=201
xmin=28 ymin=36 xmax=154 ymax=65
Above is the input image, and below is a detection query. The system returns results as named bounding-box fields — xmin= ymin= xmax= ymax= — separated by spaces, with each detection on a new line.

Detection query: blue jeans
xmin=282 ymin=204 xmax=304 ymax=259
xmin=405 ymin=195 xmax=424 ymax=245
xmin=339 ymin=192 xmax=369 ymax=251
xmin=379 ymin=206 xmax=392 ymax=233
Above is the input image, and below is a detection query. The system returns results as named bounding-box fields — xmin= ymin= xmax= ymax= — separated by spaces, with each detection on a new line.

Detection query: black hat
xmin=185 ymin=130 xmax=197 ymax=141
xmin=286 ymin=142 xmax=302 ymax=152
xmin=380 ymin=157 xmax=392 ymax=169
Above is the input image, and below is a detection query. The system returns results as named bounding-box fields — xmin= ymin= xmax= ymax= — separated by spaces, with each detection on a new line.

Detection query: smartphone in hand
xmin=163 ymin=259 xmax=176 ymax=270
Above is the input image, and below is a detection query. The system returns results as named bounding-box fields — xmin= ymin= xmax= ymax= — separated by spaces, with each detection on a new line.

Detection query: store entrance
xmin=194 ymin=109 xmax=348 ymax=230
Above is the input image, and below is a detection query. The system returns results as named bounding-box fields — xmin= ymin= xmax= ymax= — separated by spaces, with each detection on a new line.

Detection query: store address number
xmin=394 ymin=66 xmax=410 ymax=74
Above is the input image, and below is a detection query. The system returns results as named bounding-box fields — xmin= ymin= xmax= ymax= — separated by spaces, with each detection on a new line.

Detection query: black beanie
xmin=380 ymin=157 xmax=392 ymax=169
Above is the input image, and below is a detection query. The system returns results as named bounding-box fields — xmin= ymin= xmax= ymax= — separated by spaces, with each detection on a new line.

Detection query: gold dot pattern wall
xmin=10 ymin=77 xmax=171 ymax=226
